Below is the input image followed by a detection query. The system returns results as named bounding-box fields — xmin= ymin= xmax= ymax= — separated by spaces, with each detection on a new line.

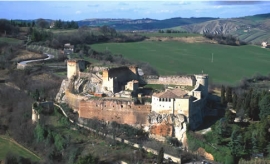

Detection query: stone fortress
xmin=56 ymin=59 xmax=209 ymax=143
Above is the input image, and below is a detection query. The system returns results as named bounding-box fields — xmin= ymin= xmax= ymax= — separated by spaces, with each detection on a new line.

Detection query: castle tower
xmin=67 ymin=60 xmax=78 ymax=79
xmin=32 ymin=108 xmax=40 ymax=123
xmin=195 ymin=74 xmax=208 ymax=98
xmin=102 ymin=69 xmax=109 ymax=81
xmin=67 ymin=59 xmax=86 ymax=79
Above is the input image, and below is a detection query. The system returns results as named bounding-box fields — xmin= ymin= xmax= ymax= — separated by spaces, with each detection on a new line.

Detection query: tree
xmin=225 ymin=110 xmax=235 ymax=124
xmin=31 ymin=21 xmax=35 ymax=27
xmin=244 ymin=89 xmax=253 ymax=117
xmin=221 ymin=85 xmax=226 ymax=105
xmin=250 ymin=93 xmax=259 ymax=120
xmin=251 ymin=131 xmax=259 ymax=154
xmin=232 ymin=91 xmax=237 ymax=109
xmin=76 ymin=154 xmax=99 ymax=164
xmin=34 ymin=123 xmax=45 ymax=142
xmin=226 ymin=86 xmax=233 ymax=103
xmin=36 ymin=18 xmax=49 ymax=29
xmin=54 ymin=133 xmax=66 ymax=151
xmin=157 ymin=147 xmax=164 ymax=164
xmin=259 ymin=94 xmax=270 ymax=120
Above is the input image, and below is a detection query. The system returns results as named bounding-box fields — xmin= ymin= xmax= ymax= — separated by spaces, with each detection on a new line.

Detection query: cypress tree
xmin=226 ymin=86 xmax=233 ymax=103
xmin=232 ymin=91 xmax=237 ymax=109
xmin=157 ymin=147 xmax=164 ymax=164
xmin=221 ymin=85 xmax=226 ymax=105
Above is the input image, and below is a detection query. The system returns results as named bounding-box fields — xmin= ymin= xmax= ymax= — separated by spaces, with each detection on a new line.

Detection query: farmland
xmin=91 ymin=41 xmax=270 ymax=85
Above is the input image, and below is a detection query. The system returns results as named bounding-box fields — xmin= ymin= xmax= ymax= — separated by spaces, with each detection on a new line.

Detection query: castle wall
xmin=65 ymin=90 xmax=85 ymax=111
xmin=174 ymin=98 xmax=190 ymax=116
xmin=151 ymin=96 xmax=190 ymax=116
xmin=102 ymin=66 xmax=139 ymax=93
xmin=151 ymin=97 xmax=174 ymax=114
xmin=145 ymin=75 xmax=195 ymax=86
xmin=79 ymin=99 xmax=151 ymax=125
xmin=189 ymin=98 xmax=207 ymax=130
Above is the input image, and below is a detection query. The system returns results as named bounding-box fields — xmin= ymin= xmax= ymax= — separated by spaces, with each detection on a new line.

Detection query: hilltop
xmin=177 ymin=13 xmax=270 ymax=44
xmin=77 ymin=17 xmax=218 ymax=30
xmin=77 ymin=13 xmax=270 ymax=44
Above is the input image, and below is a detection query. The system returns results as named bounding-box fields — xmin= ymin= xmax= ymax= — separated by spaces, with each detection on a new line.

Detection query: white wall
xmin=151 ymin=96 xmax=174 ymax=114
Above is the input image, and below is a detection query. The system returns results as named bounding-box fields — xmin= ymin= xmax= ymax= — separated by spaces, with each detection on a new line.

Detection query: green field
xmin=0 ymin=37 xmax=23 ymax=44
xmin=0 ymin=136 xmax=40 ymax=161
xmin=92 ymin=41 xmax=270 ymax=85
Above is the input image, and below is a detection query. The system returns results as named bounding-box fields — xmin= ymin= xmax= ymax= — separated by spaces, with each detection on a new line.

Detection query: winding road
xmin=17 ymin=53 xmax=54 ymax=69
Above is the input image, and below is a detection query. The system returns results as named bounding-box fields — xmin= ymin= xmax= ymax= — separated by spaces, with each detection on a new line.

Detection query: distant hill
xmin=77 ymin=17 xmax=218 ymax=31
xmin=176 ymin=13 xmax=270 ymax=44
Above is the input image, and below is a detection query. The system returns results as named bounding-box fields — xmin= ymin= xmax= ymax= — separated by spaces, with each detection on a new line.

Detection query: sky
xmin=1 ymin=1 xmax=270 ymax=21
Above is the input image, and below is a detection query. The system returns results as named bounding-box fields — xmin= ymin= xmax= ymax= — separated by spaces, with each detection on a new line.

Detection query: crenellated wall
xmin=145 ymin=75 xmax=196 ymax=86
xmin=79 ymin=99 xmax=151 ymax=125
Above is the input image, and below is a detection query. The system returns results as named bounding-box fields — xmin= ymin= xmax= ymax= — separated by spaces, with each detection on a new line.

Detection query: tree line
xmin=203 ymin=33 xmax=247 ymax=46
xmin=158 ymin=29 xmax=188 ymax=34
xmin=52 ymin=19 xmax=79 ymax=29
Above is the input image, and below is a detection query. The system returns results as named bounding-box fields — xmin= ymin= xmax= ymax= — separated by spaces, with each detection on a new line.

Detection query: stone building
xmin=101 ymin=66 xmax=140 ymax=93
xmin=151 ymin=74 xmax=208 ymax=130
xmin=64 ymin=43 xmax=74 ymax=54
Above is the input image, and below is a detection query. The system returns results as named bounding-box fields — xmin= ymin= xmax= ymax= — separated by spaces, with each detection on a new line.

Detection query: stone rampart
xmin=189 ymin=97 xmax=207 ymax=130
xmin=65 ymin=90 xmax=86 ymax=111
xmin=79 ymin=99 xmax=151 ymax=125
xmin=54 ymin=103 xmax=181 ymax=163
xmin=145 ymin=75 xmax=195 ymax=86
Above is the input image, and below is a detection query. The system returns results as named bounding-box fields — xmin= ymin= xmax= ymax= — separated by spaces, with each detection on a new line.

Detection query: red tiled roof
xmin=153 ymin=89 xmax=187 ymax=98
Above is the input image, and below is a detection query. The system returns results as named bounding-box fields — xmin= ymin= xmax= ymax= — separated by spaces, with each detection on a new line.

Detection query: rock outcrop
xmin=147 ymin=112 xmax=187 ymax=142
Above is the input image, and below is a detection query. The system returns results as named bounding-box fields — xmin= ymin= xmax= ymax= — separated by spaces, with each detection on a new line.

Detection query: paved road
xmin=18 ymin=53 xmax=54 ymax=66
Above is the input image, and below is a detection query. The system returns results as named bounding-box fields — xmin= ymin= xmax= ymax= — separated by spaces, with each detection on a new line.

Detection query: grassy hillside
xmin=91 ymin=41 xmax=270 ymax=85
xmin=176 ymin=13 xmax=270 ymax=45
xmin=0 ymin=136 xmax=40 ymax=162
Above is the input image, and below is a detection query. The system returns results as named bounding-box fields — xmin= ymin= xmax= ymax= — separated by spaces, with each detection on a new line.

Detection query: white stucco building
xmin=151 ymin=74 xmax=209 ymax=130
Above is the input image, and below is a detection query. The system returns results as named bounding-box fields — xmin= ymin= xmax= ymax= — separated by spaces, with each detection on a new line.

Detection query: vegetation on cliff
xmin=188 ymin=76 xmax=270 ymax=163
